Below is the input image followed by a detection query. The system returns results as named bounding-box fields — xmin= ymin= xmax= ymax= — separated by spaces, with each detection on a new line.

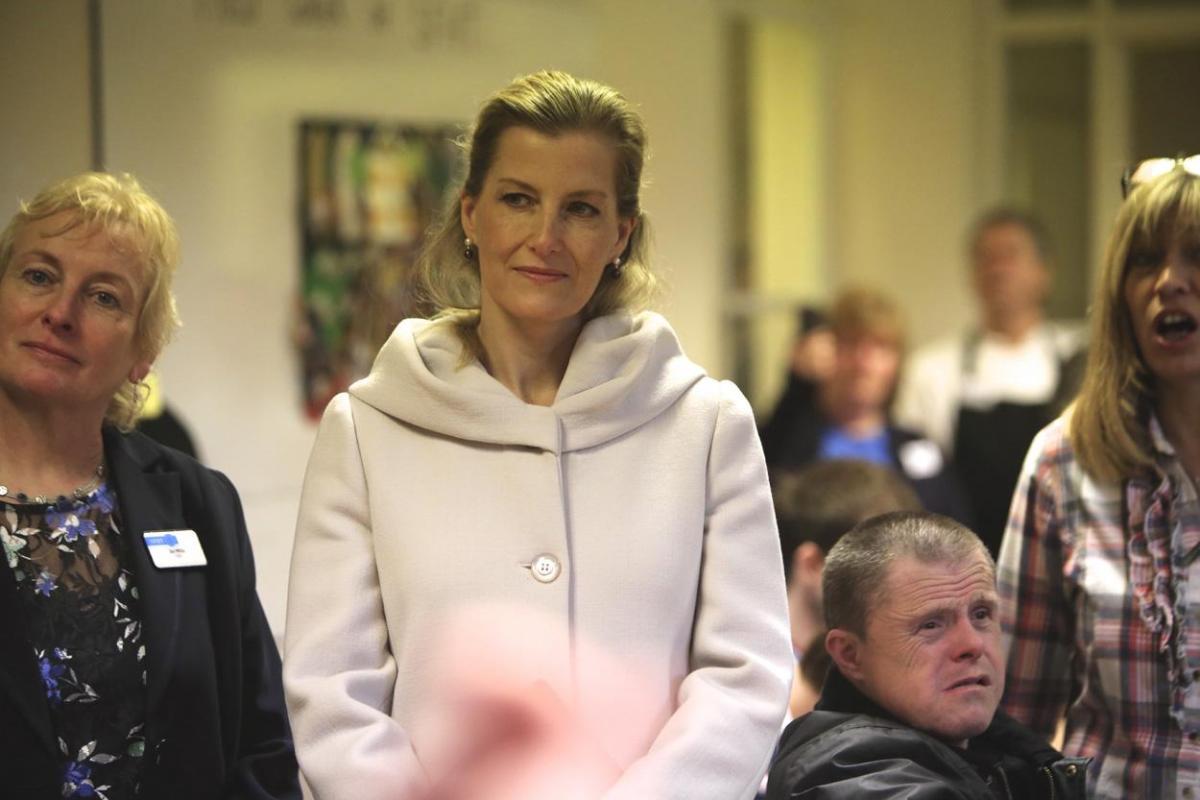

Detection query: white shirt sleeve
xmin=895 ymin=339 xmax=962 ymax=454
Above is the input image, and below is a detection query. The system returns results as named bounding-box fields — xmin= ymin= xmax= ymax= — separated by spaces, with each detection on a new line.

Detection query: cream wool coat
xmin=284 ymin=311 xmax=792 ymax=800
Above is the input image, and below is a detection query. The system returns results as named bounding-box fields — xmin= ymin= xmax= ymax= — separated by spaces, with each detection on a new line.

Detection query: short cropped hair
xmin=0 ymin=172 xmax=181 ymax=430
xmin=773 ymin=460 xmax=921 ymax=582
xmin=968 ymin=207 xmax=1053 ymax=262
xmin=413 ymin=70 xmax=656 ymax=332
xmin=822 ymin=511 xmax=992 ymax=637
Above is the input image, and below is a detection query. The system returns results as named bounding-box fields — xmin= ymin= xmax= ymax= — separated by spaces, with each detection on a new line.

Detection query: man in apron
xmin=894 ymin=209 xmax=1085 ymax=557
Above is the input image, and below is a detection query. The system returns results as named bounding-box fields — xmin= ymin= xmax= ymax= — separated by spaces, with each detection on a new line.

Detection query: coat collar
xmin=101 ymin=427 xmax=185 ymax=742
xmin=351 ymin=312 xmax=707 ymax=453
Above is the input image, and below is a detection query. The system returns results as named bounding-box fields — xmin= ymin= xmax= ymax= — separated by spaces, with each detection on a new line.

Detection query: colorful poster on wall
xmin=296 ymin=119 xmax=459 ymax=419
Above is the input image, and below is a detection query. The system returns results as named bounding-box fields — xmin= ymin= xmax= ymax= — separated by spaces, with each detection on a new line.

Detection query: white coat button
xmin=530 ymin=554 xmax=561 ymax=583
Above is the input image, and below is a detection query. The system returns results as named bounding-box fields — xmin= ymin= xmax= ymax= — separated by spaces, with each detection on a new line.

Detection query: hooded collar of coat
xmin=350 ymin=310 xmax=707 ymax=454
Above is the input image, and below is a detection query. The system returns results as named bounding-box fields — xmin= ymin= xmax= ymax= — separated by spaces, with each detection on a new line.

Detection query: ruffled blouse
xmin=1126 ymin=416 xmax=1200 ymax=732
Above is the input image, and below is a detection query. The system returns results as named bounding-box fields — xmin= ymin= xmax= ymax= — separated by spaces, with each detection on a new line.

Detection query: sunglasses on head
xmin=1121 ymin=154 xmax=1200 ymax=198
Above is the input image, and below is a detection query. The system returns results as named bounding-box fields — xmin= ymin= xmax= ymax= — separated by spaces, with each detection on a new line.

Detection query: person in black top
xmin=761 ymin=287 xmax=971 ymax=526
xmin=766 ymin=511 xmax=1087 ymax=800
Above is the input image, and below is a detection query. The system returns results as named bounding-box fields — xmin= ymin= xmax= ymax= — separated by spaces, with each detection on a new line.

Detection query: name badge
xmin=143 ymin=529 xmax=207 ymax=569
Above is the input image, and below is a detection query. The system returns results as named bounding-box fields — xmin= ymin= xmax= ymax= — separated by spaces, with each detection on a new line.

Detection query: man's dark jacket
xmin=0 ymin=429 xmax=300 ymax=799
xmin=765 ymin=667 xmax=1089 ymax=799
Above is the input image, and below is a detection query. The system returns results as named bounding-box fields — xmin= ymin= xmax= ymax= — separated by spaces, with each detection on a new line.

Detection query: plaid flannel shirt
xmin=999 ymin=413 xmax=1200 ymax=799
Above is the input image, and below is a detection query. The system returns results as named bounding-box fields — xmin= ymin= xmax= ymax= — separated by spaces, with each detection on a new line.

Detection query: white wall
xmin=748 ymin=15 xmax=832 ymax=410
xmin=0 ymin=0 xmax=92 ymax=202
xmin=591 ymin=0 xmax=732 ymax=376
xmin=825 ymin=0 xmax=980 ymax=348
xmin=739 ymin=0 xmax=982 ymax=414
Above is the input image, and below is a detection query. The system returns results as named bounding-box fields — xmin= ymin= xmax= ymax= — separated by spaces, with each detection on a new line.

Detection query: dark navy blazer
xmin=0 ymin=428 xmax=299 ymax=799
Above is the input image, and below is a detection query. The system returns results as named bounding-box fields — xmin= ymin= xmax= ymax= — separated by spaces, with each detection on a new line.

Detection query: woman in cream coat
xmin=284 ymin=71 xmax=792 ymax=800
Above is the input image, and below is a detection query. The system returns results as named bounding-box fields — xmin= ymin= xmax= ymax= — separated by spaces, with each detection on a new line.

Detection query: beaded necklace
xmin=0 ymin=464 xmax=106 ymax=505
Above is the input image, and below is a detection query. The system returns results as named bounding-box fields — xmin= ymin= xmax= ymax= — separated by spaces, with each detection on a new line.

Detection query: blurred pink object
xmin=412 ymin=604 xmax=657 ymax=800
xmin=418 ymin=680 xmax=619 ymax=800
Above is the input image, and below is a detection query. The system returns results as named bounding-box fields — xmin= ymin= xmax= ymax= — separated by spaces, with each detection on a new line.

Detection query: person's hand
xmin=791 ymin=327 xmax=835 ymax=382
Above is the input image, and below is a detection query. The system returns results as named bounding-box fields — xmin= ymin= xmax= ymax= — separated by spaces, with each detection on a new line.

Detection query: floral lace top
xmin=1 ymin=484 xmax=148 ymax=799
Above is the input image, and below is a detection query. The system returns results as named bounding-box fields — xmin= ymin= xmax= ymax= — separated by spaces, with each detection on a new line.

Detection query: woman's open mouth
xmin=1153 ymin=309 xmax=1198 ymax=343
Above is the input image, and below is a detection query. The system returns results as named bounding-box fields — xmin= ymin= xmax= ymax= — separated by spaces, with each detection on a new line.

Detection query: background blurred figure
xmin=793 ymin=643 xmax=832 ymax=725
xmin=760 ymin=308 xmax=834 ymax=450
xmin=134 ymin=372 xmax=200 ymax=460
xmin=760 ymin=307 xmax=831 ymax=464
xmin=896 ymin=209 xmax=1085 ymax=556
xmin=999 ymin=158 xmax=1200 ymax=798
xmin=762 ymin=287 xmax=969 ymax=525
xmin=772 ymin=459 xmax=921 ymax=717
xmin=0 ymin=173 xmax=297 ymax=799
xmin=787 ymin=307 xmax=836 ymax=383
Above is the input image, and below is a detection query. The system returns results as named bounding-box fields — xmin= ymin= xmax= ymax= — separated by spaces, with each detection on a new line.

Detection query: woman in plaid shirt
xmin=999 ymin=157 xmax=1200 ymax=799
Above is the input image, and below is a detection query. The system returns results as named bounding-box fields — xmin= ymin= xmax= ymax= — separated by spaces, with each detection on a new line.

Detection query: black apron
xmin=952 ymin=331 xmax=1084 ymax=558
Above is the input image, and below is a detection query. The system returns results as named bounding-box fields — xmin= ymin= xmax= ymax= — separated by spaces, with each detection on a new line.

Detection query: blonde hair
xmin=0 ymin=172 xmax=182 ymax=430
xmin=828 ymin=286 xmax=905 ymax=352
xmin=1069 ymin=168 xmax=1200 ymax=483
xmin=413 ymin=70 xmax=656 ymax=336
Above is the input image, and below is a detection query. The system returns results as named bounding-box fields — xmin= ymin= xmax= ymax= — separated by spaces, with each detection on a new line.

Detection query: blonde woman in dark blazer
xmin=0 ymin=173 xmax=298 ymax=799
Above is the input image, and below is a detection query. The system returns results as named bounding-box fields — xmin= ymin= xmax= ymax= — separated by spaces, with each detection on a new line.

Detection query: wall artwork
xmin=296 ymin=119 xmax=459 ymax=419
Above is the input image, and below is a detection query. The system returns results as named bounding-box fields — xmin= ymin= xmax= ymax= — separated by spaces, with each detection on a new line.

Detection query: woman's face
xmin=461 ymin=126 xmax=634 ymax=339
xmin=0 ymin=211 xmax=151 ymax=418
xmin=826 ymin=334 xmax=901 ymax=415
xmin=1123 ymin=221 xmax=1200 ymax=391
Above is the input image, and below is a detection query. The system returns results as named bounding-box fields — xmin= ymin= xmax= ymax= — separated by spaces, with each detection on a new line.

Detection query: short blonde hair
xmin=828 ymin=286 xmax=905 ymax=352
xmin=413 ymin=70 xmax=656 ymax=333
xmin=1069 ymin=167 xmax=1200 ymax=483
xmin=0 ymin=172 xmax=182 ymax=430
